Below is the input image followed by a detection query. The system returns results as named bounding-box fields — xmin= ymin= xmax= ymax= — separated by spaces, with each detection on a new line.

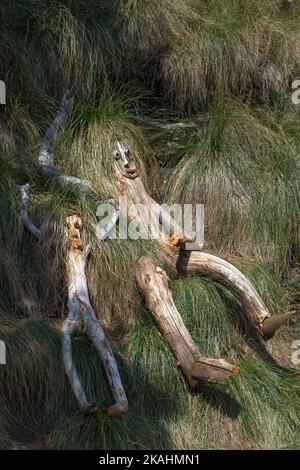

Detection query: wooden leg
xmin=86 ymin=316 xmax=128 ymax=416
xmin=135 ymin=256 xmax=239 ymax=387
xmin=61 ymin=319 xmax=90 ymax=409
xmin=171 ymin=250 xmax=293 ymax=340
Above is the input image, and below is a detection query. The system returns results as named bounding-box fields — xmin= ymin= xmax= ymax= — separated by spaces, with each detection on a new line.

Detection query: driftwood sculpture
xmin=20 ymin=93 xmax=127 ymax=416
xmin=111 ymin=141 xmax=293 ymax=385
xmin=20 ymin=92 xmax=293 ymax=416
xmin=21 ymin=186 xmax=127 ymax=415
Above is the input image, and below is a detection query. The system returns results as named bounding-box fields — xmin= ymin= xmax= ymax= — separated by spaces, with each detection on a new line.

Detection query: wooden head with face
xmin=65 ymin=215 xmax=83 ymax=251
xmin=113 ymin=141 xmax=139 ymax=180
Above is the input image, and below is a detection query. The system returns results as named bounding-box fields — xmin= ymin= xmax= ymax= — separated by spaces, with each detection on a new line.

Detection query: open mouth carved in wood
xmin=113 ymin=140 xmax=139 ymax=179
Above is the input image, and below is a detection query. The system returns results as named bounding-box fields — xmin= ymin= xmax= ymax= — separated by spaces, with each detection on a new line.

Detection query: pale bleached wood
xmin=20 ymin=184 xmax=43 ymax=240
xmin=37 ymin=94 xmax=120 ymax=239
xmin=135 ymin=256 xmax=239 ymax=386
xmin=61 ymin=319 xmax=90 ymax=409
xmin=38 ymin=91 xmax=90 ymax=192
xmin=165 ymin=249 xmax=270 ymax=336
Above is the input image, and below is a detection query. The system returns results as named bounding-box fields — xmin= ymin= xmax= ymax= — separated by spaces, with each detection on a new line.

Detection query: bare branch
xmin=38 ymin=91 xmax=90 ymax=193
xmin=159 ymin=122 xmax=197 ymax=130
xmin=39 ymin=91 xmax=74 ymax=171
xmin=20 ymin=184 xmax=42 ymax=240
xmin=113 ymin=141 xmax=293 ymax=342
xmin=62 ymin=319 xmax=90 ymax=409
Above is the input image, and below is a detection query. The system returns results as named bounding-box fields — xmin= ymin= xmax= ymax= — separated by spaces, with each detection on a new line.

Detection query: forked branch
xmin=63 ymin=215 xmax=128 ymax=415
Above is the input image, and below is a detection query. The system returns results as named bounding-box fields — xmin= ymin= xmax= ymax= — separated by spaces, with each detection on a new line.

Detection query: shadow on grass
xmin=51 ymin=342 xmax=181 ymax=449
xmin=0 ymin=317 xmax=180 ymax=449
xmin=192 ymin=382 xmax=241 ymax=420
xmin=218 ymin=288 xmax=295 ymax=374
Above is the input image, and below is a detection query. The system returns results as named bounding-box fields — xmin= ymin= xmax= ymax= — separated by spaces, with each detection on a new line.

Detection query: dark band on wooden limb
xmin=261 ymin=311 xmax=295 ymax=340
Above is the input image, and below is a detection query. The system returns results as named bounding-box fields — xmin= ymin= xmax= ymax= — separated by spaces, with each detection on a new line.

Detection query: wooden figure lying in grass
xmin=20 ymin=93 xmax=293 ymax=414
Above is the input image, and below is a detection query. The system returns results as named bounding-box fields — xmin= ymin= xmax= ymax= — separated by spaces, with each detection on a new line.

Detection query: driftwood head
xmin=65 ymin=215 xmax=83 ymax=250
xmin=113 ymin=141 xmax=139 ymax=179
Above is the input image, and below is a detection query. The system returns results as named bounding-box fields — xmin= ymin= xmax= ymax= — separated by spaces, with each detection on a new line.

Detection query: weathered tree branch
xmin=171 ymin=250 xmax=295 ymax=339
xmin=61 ymin=319 xmax=90 ymax=409
xmin=157 ymin=122 xmax=197 ymax=130
xmin=38 ymin=91 xmax=90 ymax=192
xmin=37 ymin=94 xmax=120 ymax=241
xmin=39 ymin=91 xmax=74 ymax=171
xmin=135 ymin=256 xmax=239 ymax=386
xmin=166 ymin=249 xmax=270 ymax=336
xmin=20 ymin=183 xmax=43 ymax=240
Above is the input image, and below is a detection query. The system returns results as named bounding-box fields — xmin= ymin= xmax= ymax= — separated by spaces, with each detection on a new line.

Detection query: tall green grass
xmin=158 ymin=99 xmax=300 ymax=272
xmin=0 ymin=0 xmax=300 ymax=450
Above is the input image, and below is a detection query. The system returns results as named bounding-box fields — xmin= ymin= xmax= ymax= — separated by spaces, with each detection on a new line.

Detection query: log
xmin=135 ymin=256 xmax=240 ymax=386
xmin=113 ymin=141 xmax=293 ymax=341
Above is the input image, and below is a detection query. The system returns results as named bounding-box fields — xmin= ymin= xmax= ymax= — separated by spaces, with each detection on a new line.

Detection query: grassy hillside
xmin=0 ymin=0 xmax=300 ymax=449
